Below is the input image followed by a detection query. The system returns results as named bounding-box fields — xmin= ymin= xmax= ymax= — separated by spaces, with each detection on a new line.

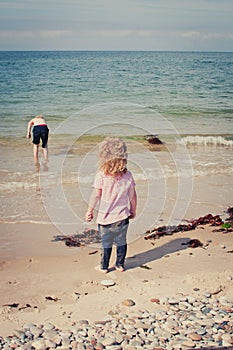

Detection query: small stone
xmin=102 ymin=337 xmax=116 ymax=346
xmin=182 ymin=340 xmax=195 ymax=348
xmin=43 ymin=330 xmax=58 ymax=339
xmin=94 ymin=320 xmax=109 ymax=325
xmin=78 ymin=330 xmax=88 ymax=337
xmin=101 ymin=279 xmax=115 ymax=287
xmin=30 ymin=326 xmax=43 ymax=338
xmin=61 ymin=336 xmax=70 ymax=347
xmin=219 ymin=296 xmax=230 ymax=305
xmin=129 ymin=340 xmax=143 ymax=347
xmin=43 ymin=323 xmax=55 ymax=331
xmin=31 ymin=339 xmax=46 ymax=350
xmin=90 ymin=337 xmax=97 ymax=346
xmin=134 ymin=322 xmax=147 ymax=329
xmin=79 ymin=319 xmax=89 ymax=325
xmin=196 ymin=327 xmax=207 ymax=335
xmin=12 ymin=330 xmax=25 ymax=338
xmin=95 ymin=342 xmax=104 ymax=350
xmin=204 ymin=293 xmax=211 ymax=298
xmin=45 ymin=339 xmax=57 ymax=348
xmin=189 ymin=333 xmax=202 ymax=341
xmin=187 ymin=296 xmax=196 ymax=304
xmin=115 ymin=334 xmax=124 ymax=344
xmin=168 ymin=298 xmax=179 ymax=305
xmin=122 ymin=299 xmax=135 ymax=307
xmin=23 ymin=323 xmax=36 ymax=330
xmin=179 ymin=301 xmax=192 ymax=310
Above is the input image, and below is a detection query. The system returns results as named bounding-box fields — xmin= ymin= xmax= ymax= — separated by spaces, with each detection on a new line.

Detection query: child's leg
xmin=98 ymin=224 xmax=114 ymax=270
xmin=100 ymin=247 xmax=112 ymax=270
xmin=42 ymin=144 xmax=48 ymax=162
xmin=116 ymin=244 xmax=127 ymax=269
xmin=33 ymin=144 xmax=39 ymax=164
xmin=41 ymin=127 xmax=49 ymax=162
xmin=32 ymin=127 xmax=40 ymax=164
xmin=115 ymin=218 xmax=129 ymax=269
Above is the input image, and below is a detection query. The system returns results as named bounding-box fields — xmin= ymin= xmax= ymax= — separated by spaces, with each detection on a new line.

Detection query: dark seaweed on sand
xmin=52 ymin=228 xmax=101 ymax=247
xmin=52 ymin=208 xmax=233 ymax=247
xmin=144 ymin=208 xmax=233 ymax=240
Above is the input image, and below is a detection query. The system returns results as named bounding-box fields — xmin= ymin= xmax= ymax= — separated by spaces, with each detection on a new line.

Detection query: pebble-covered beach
xmin=1 ymin=294 xmax=232 ymax=350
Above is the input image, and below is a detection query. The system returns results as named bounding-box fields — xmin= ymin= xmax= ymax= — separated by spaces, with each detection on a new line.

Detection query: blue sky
xmin=0 ymin=0 xmax=233 ymax=51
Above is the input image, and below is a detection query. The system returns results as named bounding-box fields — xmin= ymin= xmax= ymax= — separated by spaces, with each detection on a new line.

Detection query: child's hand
xmin=85 ymin=211 xmax=93 ymax=222
xmin=27 ymin=133 xmax=31 ymax=139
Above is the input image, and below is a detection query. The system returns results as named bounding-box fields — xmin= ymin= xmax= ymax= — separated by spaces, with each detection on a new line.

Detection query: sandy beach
xmin=0 ymin=215 xmax=232 ymax=347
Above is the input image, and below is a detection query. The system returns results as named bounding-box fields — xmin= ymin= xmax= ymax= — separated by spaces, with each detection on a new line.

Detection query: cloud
xmin=0 ymin=30 xmax=71 ymax=40
xmin=0 ymin=0 xmax=233 ymax=50
xmin=182 ymin=31 xmax=233 ymax=41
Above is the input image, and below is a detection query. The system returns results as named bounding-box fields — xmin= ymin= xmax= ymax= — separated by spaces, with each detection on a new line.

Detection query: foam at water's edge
xmin=179 ymin=135 xmax=233 ymax=147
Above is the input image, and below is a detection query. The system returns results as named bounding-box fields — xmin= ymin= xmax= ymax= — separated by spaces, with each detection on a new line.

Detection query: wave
xmin=0 ymin=181 xmax=37 ymax=192
xmin=179 ymin=135 xmax=233 ymax=147
xmin=193 ymin=167 xmax=233 ymax=177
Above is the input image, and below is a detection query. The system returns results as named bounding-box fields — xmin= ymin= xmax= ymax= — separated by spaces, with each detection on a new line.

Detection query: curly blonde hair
xmin=98 ymin=137 xmax=128 ymax=177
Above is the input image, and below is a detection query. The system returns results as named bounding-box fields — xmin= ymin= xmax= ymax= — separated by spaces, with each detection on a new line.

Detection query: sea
xmin=0 ymin=51 xmax=233 ymax=248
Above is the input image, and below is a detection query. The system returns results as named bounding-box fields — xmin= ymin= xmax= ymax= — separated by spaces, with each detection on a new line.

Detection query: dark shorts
xmin=32 ymin=125 xmax=49 ymax=148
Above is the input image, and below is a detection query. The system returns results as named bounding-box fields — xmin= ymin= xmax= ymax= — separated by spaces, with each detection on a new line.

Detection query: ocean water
xmin=0 ymin=51 xmax=233 ymax=241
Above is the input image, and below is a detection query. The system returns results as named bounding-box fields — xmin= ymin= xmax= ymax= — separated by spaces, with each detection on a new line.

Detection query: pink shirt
xmin=93 ymin=170 xmax=136 ymax=225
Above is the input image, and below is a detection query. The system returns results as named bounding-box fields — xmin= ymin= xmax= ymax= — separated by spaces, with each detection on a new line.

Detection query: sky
xmin=0 ymin=0 xmax=233 ymax=51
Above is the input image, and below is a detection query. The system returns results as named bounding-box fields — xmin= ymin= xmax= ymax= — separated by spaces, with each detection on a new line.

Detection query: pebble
xmin=189 ymin=332 xmax=202 ymax=341
xmin=122 ymin=299 xmax=135 ymax=307
xmin=0 ymin=295 xmax=232 ymax=349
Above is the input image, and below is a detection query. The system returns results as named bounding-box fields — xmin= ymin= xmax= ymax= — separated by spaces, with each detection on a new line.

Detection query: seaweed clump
xmin=144 ymin=209 xmax=233 ymax=241
xmin=52 ymin=228 xmax=101 ymax=247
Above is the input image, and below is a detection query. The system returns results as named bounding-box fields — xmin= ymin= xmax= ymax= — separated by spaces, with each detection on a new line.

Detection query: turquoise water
xmin=0 ymin=51 xmax=233 ymax=137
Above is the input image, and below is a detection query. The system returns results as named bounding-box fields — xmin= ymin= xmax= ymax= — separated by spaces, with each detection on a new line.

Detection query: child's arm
xmin=129 ymin=187 xmax=137 ymax=219
xmin=85 ymin=188 xmax=102 ymax=222
xmin=27 ymin=119 xmax=34 ymax=139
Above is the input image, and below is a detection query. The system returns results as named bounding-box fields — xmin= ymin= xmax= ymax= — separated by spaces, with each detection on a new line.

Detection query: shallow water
xmin=0 ymin=136 xmax=232 ymax=230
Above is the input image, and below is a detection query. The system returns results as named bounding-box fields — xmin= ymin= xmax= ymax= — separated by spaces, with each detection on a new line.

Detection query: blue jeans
xmin=98 ymin=218 xmax=129 ymax=270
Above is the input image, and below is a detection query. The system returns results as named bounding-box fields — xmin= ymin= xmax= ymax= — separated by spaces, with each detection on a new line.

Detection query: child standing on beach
xmin=27 ymin=115 xmax=49 ymax=165
xmin=85 ymin=137 xmax=137 ymax=273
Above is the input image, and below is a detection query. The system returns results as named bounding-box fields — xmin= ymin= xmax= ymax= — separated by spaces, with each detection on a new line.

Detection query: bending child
xmin=27 ymin=115 xmax=49 ymax=164
xmin=85 ymin=137 xmax=137 ymax=273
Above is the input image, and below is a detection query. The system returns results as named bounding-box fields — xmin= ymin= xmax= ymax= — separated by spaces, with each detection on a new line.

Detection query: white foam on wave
xmin=179 ymin=135 xmax=233 ymax=147
xmin=193 ymin=166 xmax=233 ymax=177
xmin=0 ymin=181 xmax=37 ymax=192
xmin=77 ymin=165 xmax=233 ymax=183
